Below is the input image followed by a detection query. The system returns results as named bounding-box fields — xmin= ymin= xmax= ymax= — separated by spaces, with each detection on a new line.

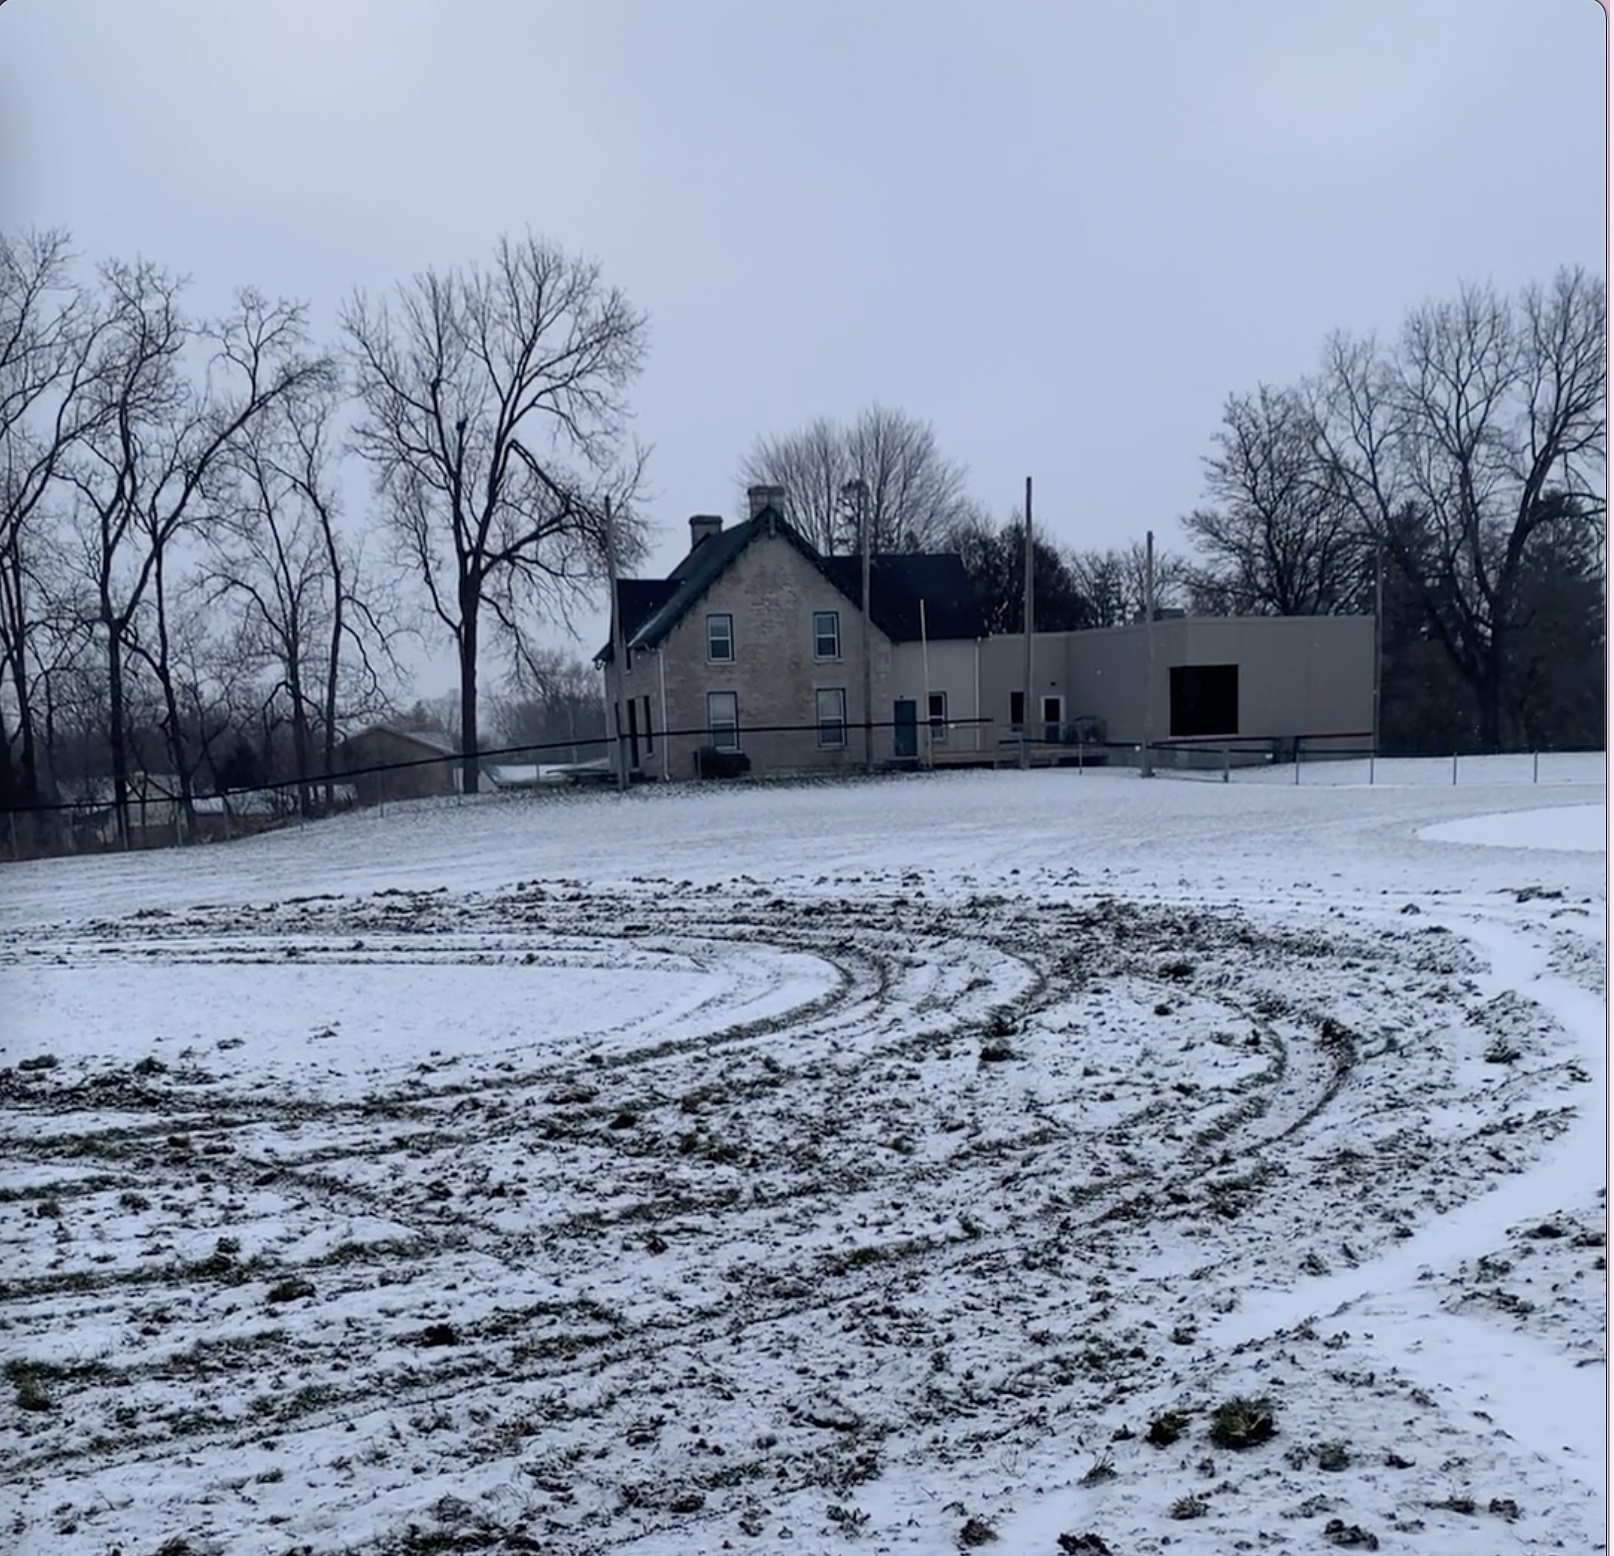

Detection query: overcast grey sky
xmin=3 ymin=0 xmax=1606 ymax=693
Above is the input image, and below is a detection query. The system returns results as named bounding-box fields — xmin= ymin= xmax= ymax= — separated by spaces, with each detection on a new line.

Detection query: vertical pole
xmin=920 ymin=598 xmax=933 ymax=770
xmin=1142 ymin=530 xmax=1156 ymax=778
xmin=604 ymin=495 xmax=630 ymax=794
xmin=1532 ymin=750 xmax=1539 ymax=784
xmin=973 ymin=638 xmax=982 ymax=756
xmin=658 ymin=649 xmax=670 ymax=782
xmin=1369 ymin=753 xmax=1375 ymax=786
xmin=861 ymin=483 xmax=873 ymax=774
xmin=1372 ymin=539 xmax=1384 ymax=760
xmin=1294 ymin=741 xmax=1301 ymax=784
xmin=1452 ymin=750 xmax=1458 ymax=786
xmin=1222 ymin=744 xmax=1230 ymax=783
xmin=1020 ymin=477 xmax=1033 ymax=771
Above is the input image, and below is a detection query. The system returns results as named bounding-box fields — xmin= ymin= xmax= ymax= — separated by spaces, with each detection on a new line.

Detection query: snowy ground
xmin=0 ymin=757 xmax=1606 ymax=1556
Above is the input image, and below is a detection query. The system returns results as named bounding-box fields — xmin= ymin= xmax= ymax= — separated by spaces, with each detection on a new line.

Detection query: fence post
xmin=1293 ymin=741 xmax=1300 ymax=785
xmin=1221 ymin=745 xmax=1230 ymax=783
xmin=1369 ymin=753 xmax=1375 ymax=786
xmin=1452 ymin=751 xmax=1458 ymax=786
xmin=1532 ymin=751 xmax=1539 ymax=784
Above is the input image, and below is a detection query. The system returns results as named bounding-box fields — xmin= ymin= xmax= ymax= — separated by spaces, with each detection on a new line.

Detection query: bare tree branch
xmin=343 ymin=232 xmax=648 ymax=792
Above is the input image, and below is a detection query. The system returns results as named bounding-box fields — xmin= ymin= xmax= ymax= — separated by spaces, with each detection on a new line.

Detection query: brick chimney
xmin=688 ymin=514 xmax=723 ymax=553
xmin=747 ymin=484 xmax=786 ymax=521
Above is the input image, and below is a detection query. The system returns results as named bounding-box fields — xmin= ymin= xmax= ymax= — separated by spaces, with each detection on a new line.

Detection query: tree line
xmin=3 ymin=228 xmax=1602 ymax=852
xmin=1 ymin=229 xmax=646 ymax=846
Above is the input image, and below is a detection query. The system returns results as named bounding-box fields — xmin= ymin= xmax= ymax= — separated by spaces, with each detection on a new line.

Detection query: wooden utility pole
xmin=859 ymin=481 xmax=874 ymax=773
xmin=1019 ymin=476 xmax=1033 ymax=771
xmin=1141 ymin=528 xmax=1156 ymax=778
xmin=604 ymin=495 xmax=630 ymax=793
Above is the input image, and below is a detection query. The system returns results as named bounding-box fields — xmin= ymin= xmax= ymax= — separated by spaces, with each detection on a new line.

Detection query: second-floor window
xmin=707 ymin=613 xmax=733 ymax=662
xmin=813 ymin=610 xmax=840 ymax=660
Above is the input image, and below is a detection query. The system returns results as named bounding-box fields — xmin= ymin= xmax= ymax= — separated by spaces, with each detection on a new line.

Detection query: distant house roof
xmin=341 ymin=724 xmax=459 ymax=757
xmin=598 ymin=507 xmax=985 ymax=662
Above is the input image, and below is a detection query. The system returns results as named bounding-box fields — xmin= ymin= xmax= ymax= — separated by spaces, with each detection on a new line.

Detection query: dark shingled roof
xmin=821 ymin=553 xmax=985 ymax=641
xmin=598 ymin=507 xmax=986 ymax=662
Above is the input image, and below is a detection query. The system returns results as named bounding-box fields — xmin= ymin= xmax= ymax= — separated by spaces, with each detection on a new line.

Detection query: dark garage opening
xmin=1170 ymin=664 xmax=1238 ymax=737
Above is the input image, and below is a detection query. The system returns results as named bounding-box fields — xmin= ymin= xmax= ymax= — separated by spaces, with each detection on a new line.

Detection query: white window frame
xmin=816 ymin=687 xmax=847 ymax=748
xmin=813 ymin=610 xmax=841 ymax=661
xmin=707 ymin=613 xmax=734 ymax=662
xmin=927 ymin=690 xmax=948 ymax=745
xmin=707 ymin=690 xmax=739 ymax=751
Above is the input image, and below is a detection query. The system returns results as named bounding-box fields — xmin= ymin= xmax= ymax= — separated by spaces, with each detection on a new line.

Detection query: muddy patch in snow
xmin=0 ymin=872 xmax=1603 ymax=1556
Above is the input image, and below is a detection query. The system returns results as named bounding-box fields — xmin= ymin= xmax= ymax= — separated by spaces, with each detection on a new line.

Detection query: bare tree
xmin=492 ymin=645 xmax=605 ymax=762
xmin=1070 ymin=540 xmax=1190 ymax=625
xmin=63 ymin=262 xmax=329 ymax=842
xmin=0 ymin=229 xmax=111 ymax=821
xmin=343 ymin=233 xmax=649 ymax=793
xmin=741 ymin=403 xmax=982 ymax=554
xmin=1317 ymin=267 xmax=1606 ymax=749
xmin=205 ymin=373 xmax=395 ymax=814
xmin=1183 ymin=383 xmax=1366 ymax=616
xmin=945 ymin=507 xmax=1093 ymax=634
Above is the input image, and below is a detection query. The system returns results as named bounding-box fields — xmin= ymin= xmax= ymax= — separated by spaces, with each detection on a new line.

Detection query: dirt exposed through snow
xmin=1 ymin=857 xmax=1603 ymax=1555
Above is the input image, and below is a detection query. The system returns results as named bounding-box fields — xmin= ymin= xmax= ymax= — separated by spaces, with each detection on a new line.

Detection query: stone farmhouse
xmin=599 ymin=487 xmax=1375 ymax=780
xmin=598 ymin=487 xmax=989 ymax=779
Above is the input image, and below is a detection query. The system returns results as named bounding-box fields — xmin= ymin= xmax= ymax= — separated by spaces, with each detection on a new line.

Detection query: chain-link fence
xmin=3 ymin=722 xmax=1604 ymax=861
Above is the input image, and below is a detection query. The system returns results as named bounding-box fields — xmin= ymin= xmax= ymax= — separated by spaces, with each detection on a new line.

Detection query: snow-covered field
xmin=1 ymin=758 xmax=1606 ymax=1556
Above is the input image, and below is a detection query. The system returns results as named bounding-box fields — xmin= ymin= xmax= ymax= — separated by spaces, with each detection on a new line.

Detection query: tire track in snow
xmin=1212 ymin=906 xmax=1607 ymax=1496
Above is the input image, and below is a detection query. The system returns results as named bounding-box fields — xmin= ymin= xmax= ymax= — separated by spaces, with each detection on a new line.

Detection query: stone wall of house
xmin=610 ymin=528 xmax=901 ymax=778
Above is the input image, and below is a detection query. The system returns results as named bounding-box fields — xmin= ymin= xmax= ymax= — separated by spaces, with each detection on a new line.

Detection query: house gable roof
xmin=598 ymin=508 xmax=985 ymax=661
xmin=821 ymin=553 xmax=986 ymax=641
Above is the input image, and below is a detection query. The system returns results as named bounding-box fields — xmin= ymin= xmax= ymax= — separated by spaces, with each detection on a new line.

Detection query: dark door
xmin=894 ymin=698 xmax=918 ymax=759
xmin=627 ymin=697 xmax=640 ymax=769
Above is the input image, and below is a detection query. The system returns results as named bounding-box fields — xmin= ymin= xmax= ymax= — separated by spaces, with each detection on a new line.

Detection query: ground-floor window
xmin=708 ymin=690 xmax=739 ymax=750
xmin=817 ymin=687 xmax=847 ymax=747
xmin=928 ymin=690 xmax=948 ymax=744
